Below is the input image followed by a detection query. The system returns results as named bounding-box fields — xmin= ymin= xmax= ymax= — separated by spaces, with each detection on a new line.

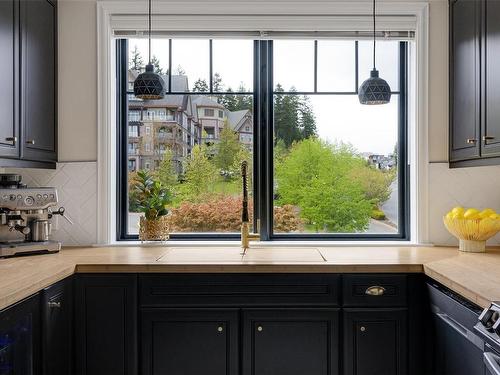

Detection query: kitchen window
xmin=116 ymin=37 xmax=409 ymax=241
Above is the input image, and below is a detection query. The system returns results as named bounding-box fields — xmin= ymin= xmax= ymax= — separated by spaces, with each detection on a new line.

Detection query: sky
xmin=129 ymin=38 xmax=401 ymax=155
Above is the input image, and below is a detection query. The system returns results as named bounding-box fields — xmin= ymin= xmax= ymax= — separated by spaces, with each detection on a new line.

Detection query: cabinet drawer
xmin=140 ymin=274 xmax=340 ymax=307
xmin=342 ymin=275 xmax=407 ymax=307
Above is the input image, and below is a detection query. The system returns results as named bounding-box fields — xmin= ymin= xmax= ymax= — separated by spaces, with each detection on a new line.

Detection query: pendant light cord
xmin=372 ymin=0 xmax=376 ymax=70
xmin=148 ymin=0 xmax=152 ymax=64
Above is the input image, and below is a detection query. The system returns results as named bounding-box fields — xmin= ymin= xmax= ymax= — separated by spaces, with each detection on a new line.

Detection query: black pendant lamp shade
xmin=133 ymin=0 xmax=165 ymax=100
xmin=358 ymin=0 xmax=391 ymax=105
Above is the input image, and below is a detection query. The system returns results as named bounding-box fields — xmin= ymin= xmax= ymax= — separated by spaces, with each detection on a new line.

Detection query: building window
xmin=117 ymin=37 xmax=409 ymax=241
xmin=145 ymin=126 xmax=151 ymax=135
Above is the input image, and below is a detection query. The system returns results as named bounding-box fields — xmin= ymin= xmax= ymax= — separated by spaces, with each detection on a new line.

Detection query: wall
xmin=16 ymin=0 xmax=497 ymax=245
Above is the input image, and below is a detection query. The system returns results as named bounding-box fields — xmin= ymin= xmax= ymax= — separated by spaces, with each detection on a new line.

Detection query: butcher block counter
xmin=0 ymin=245 xmax=499 ymax=310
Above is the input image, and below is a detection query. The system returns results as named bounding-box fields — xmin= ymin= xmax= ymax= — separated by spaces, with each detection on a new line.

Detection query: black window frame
xmin=116 ymin=38 xmax=410 ymax=241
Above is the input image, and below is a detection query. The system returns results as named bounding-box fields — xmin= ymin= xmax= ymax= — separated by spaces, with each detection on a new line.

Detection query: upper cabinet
xmin=0 ymin=0 xmax=19 ymax=158
xmin=21 ymin=0 xmax=57 ymax=163
xmin=450 ymin=0 xmax=500 ymax=166
xmin=0 ymin=0 xmax=56 ymax=168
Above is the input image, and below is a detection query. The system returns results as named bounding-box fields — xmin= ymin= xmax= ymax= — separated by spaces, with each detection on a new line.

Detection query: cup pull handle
xmin=365 ymin=285 xmax=386 ymax=296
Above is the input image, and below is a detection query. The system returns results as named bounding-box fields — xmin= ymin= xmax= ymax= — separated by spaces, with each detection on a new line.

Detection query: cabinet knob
xmin=257 ymin=326 xmax=263 ymax=332
xmin=26 ymin=139 xmax=35 ymax=145
xmin=48 ymin=301 xmax=61 ymax=308
xmin=483 ymin=135 xmax=495 ymax=141
xmin=5 ymin=137 xmax=17 ymax=143
xmin=466 ymin=138 xmax=477 ymax=144
xmin=360 ymin=326 xmax=366 ymax=332
xmin=365 ymin=285 xmax=386 ymax=296
xmin=217 ymin=326 xmax=223 ymax=333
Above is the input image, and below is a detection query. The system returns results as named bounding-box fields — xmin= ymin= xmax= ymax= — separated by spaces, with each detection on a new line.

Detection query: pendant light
xmin=133 ymin=0 xmax=165 ymax=100
xmin=358 ymin=0 xmax=391 ymax=105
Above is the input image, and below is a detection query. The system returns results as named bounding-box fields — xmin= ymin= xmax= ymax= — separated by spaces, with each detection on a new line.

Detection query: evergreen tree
xmin=299 ymin=96 xmax=317 ymax=139
xmin=150 ymin=55 xmax=163 ymax=74
xmin=213 ymin=73 xmax=224 ymax=92
xmin=219 ymin=87 xmax=237 ymax=111
xmin=273 ymin=85 xmax=301 ymax=147
xmin=193 ymin=79 xmax=209 ymax=92
xmin=175 ymin=65 xmax=186 ymax=75
xmin=130 ymin=45 xmax=144 ymax=71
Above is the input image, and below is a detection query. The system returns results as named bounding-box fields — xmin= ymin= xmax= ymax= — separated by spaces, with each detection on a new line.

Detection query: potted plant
xmin=132 ymin=170 xmax=172 ymax=241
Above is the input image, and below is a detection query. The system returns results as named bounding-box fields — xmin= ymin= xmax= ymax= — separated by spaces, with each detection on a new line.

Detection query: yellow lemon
xmin=451 ymin=206 xmax=465 ymax=216
xmin=480 ymin=208 xmax=496 ymax=218
xmin=490 ymin=213 xmax=500 ymax=220
xmin=464 ymin=208 xmax=481 ymax=220
xmin=445 ymin=212 xmax=453 ymax=220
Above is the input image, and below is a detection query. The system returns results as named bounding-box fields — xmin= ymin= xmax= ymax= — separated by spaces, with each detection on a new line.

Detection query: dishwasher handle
xmin=484 ymin=352 xmax=500 ymax=375
xmin=435 ymin=312 xmax=484 ymax=350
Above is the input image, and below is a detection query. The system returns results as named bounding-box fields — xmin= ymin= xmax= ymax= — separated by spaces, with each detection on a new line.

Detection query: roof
xmin=227 ymin=109 xmax=251 ymax=131
xmin=192 ymin=96 xmax=225 ymax=109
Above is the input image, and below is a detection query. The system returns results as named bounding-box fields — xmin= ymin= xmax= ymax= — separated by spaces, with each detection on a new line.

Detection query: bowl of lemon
xmin=444 ymin=207 xmax=500 ymax=252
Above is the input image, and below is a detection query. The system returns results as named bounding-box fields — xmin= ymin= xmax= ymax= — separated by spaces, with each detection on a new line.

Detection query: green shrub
xmin=371 ymin=209 xmax=386 ymax=220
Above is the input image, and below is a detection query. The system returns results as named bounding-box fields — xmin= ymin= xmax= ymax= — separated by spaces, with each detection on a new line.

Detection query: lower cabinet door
xmin=242 ymin=308 xmax=340 ymax=375
xmin=141 ymin=308 xmax=239 ymax=375
xmin=343 ymin=308 xmax=408 ymax=375
xmin=75 ymin=275 xmax=137 ymax=375
xmin=42 ymin=277 xmax=73 ymax=375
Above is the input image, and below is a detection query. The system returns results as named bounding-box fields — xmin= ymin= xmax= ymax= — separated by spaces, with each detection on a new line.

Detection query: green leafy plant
xmin=132 ymin=170 xmax=172 ymax=220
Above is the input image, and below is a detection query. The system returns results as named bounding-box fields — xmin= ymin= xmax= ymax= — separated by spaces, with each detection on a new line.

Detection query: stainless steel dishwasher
xmin=427 ymin=281 xmax=485 ymax=375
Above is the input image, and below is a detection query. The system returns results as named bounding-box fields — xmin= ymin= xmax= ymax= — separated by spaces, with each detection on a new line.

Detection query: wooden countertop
xmin=1 ymin=245 xmax=499 ymax=310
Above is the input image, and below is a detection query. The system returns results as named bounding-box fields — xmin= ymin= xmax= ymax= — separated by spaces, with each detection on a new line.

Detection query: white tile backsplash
xmin=5 ymin=162 xmax=97 ymax=246
xmin=428 ymin=163 xmax=500 ymax=246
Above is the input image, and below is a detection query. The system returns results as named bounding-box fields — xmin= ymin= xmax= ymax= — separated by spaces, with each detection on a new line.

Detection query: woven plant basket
xmin=443 ymin=216 xmax=500 ymax=253
xmin=139 ymin=216 xmax=170 ymax=242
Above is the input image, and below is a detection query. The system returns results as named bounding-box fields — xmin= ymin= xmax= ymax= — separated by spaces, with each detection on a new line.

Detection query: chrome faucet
xmin=241 ymin=161 xmax=259 ymax=254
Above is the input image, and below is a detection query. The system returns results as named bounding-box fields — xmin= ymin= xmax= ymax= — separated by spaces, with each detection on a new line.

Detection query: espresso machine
xmin=0 ymin=174 xmax=69 ymax=258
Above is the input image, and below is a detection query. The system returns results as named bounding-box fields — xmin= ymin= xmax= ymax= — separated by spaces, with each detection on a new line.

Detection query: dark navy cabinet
xmin=141 ymin=309 xmax=239 ymax=375
xmin=450 ymin=0 xmax=500 ymax=166
xmin=242 ymin=308 xmax=340 ymax=375
xmin=0 ymin=0 xmax=56 ymax=168
xmin=75 ymin=274 xmax=137 ymax=375
xmin=41 ymin=277 xmax=73 ymax=375
xmin=343 ymin=309 xmax=408 ymax=375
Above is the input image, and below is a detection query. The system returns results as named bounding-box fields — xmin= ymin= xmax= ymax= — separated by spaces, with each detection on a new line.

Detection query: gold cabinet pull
xmin=365 ymin=285 xmax=386 ymax=296
xmin=466 ymin=138 xmax=477 ymax=144
xmin=217 ymin=326 xmax=223 ymax=333
xmin=257 ymin=326 xmax=263 ymax=332
xmin=48 ymin=301 xmax=61 ymax=308
xmin=26 ymin=139 xmax=35 ymax=145
xmin=483 ymin=135 xmax=495 ymax=141
xmin=5 ymin=137 xmax=16 ymax=143
xmin=360 ymin=326 xmax=366 ymax=332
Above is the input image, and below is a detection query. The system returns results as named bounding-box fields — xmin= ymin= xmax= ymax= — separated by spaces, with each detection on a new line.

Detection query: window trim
xmin=98 ymin=2 xmax=430 ymax=245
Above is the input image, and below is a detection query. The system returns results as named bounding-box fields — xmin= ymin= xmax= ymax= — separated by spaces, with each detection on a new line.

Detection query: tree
xmin=214 ymin=126 xmax=241 ymax=174
xmin=219 ymin=87 xmax=238 ymax=111
xmin=213 ymin=73 xmax=224 ymax=92
xmin=179 ymin=144 xmax=217 ymax=201
xmin=193 ymin=78 xmax=209 ymax=92
xmin=273 ymin=85 xmax=302 ymax=147
xmin=299 ymin=96 xmax=317 ymax=139
xmin=350 ymin=164 xmax=395 ymax=207
xmin=150 ymin=55 xmax=163 ymax=74
xmin=275 ymin=138 xmax=372 ymax=232
xmin=154 ymin=148 xmax=178 ymax=190
xmin=130 ymin=45 xmax=144 ymax=71
xmin=175 ymin=65 xmax=186 ymax=75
